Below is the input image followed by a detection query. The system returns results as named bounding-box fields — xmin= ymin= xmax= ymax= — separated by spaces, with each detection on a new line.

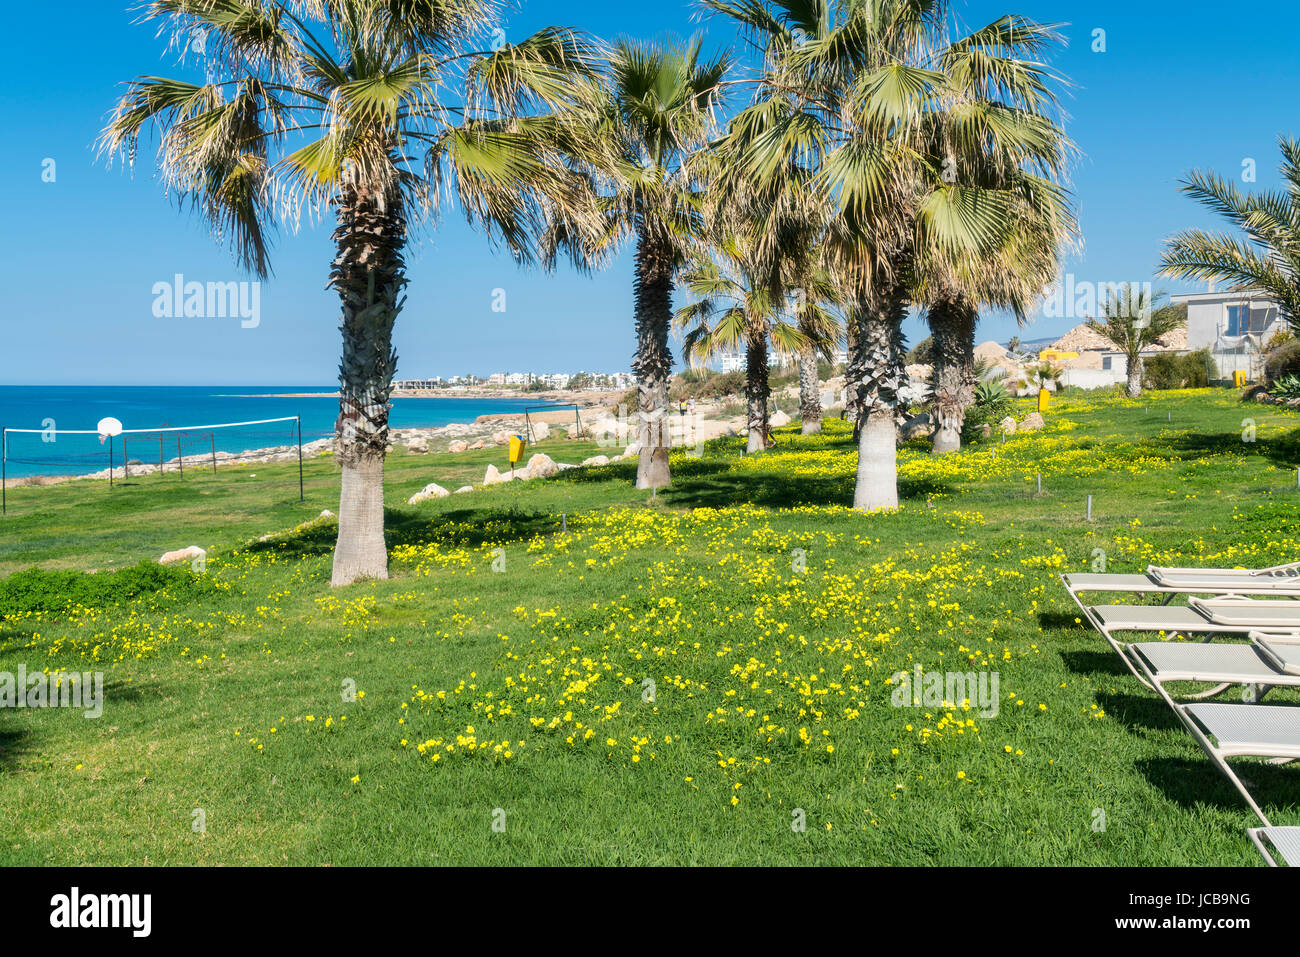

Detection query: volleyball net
xmin=2 ymin=416 xmax=311 ymax=514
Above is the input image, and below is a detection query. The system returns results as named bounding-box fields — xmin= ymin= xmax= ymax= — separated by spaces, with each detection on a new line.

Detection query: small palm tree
xmin=675 ymin=231 xmax=805 ymax=452
xmin=1085 ymin=287 xmax=1184 ymax=397
xmin=102 ymin=0 xmax=600 ymax=586
xmin=551 ymin=36 xmax=730 ymax=489
xmin=1160 ymin=137 xmax=1300 ymax=331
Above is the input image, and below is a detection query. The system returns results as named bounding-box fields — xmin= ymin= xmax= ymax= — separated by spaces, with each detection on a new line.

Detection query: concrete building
xmin=1170 ymin=289 xmax=1284 ymax=380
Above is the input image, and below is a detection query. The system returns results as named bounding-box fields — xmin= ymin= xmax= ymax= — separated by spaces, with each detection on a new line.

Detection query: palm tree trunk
xmin=928 ymin=297 xmax=978 ymax=454
xmin=799 ymin=346 xmax=822 ymax=435
xmin=1126 ymin=354 xmax=1144 ymax=398
xmin=850 ymin=291 xmax=907 ymax=511
xmin=632 ymin=225 xmax=674 ymax=489
xmin=329 ymin=182 xmax=406 ymax=587
xmin=746 ymin=335 xmax=770 ymax=453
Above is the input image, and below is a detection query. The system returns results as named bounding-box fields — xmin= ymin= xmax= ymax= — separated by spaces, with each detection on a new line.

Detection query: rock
xmin=901 ymin=413 xmax=933 ymax=440
xmin=530 ymin=421 xmax=550 ymax=441
xmin=470 ymin=440 xmax=486 ymax=450
xmin=624 ymin=443 xmax=639 ymax=458
xmin=447 ymin=440 xmax=470 ymax=454
xmin=320 ymin=510 xmax=334 ymax=518
xmin=557 ymin=463 xmax=578 ymax=471
xmin=770 ymin=410 xmax=792 ymax=428
xmin=979 ymin=423 xmax=993 ymax=438
xmin=999 ymin=416 xmax=1017 ymax=435
xmin=484 ymin=464 xmax=504 ymax=485
xmin=406 ymin=437 xmax=430 ymax=454
xmin=581 ymin=455 xmax=610 ymax=467
xmin=408 ymin=482 xmax=450 ymax=504
xmin=159 ymin=546 xmax=206 ymax=566
xmin=1019 ymin=412 xmax=1046 ymax=432
xmin=525 ymin=453 xmax=559 ymax=478
xmin=490 ymin=430 xmax=513 ymax=446
xmin=454 ymin=486 xmax=474 ymax=494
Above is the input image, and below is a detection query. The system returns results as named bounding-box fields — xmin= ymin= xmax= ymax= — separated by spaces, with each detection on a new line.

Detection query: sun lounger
xmin=1124 ymin=640 xmax=1300 ymax=700
xmin=1061 ymin=562 xmax=1300 ymax=608
xmin=1151 ymin=701 xmax=1300 ymax=826
xmin=1248 ymin=826 xmax=1300 ymax=866
xmin=1079 ymin=601 xmax=1300 ymax=687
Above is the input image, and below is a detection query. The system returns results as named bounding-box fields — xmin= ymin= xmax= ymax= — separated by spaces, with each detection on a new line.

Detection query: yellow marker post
xmin=1037 ymin=388 xmax=1051 ymax=413
xmin=508 ymin=435 xmax=527 ymax=477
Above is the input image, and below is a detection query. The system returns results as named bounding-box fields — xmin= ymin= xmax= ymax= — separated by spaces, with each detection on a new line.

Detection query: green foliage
xmin=907 ymin=336 xmax=934 ymax=365
xmin=672 ymin=369 xmax=745 ymax=401
xmin=0 ymin=561 xmax=211 ymax=617
xmin=1265 ymin=340 xmax=1300 ymax=384
xmin=962 ymin=383 xmax=1014 ymax=441
xmin=1272 ymin=374 xmax=1300 ymax=400
xmin=1143 ymin=348 xmax=1215 ymax=390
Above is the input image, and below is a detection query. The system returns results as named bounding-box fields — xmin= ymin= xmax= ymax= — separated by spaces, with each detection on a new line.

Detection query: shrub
xmin=962 ymin=387 xmax=1013 ymax=442
xmin=1273 ymin=374 xmax=1300 ymax=401
xmin=0 ymin=560 xmax=213 ymax=617
xmin=1265 ymin=339 xmax=1300 ymax=385
xmin=1143 ymin=348 xmax=1216 ymax=390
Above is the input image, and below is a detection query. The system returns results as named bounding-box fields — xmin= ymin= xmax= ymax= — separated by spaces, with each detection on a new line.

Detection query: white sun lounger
xmin=1146 ymin=699 xmax=1300 ymax=826
xmin=1124 ymin=640 xmax=1300 ymax=700
xmin=1061 ymin=562 xmax=1300 ymax=607
xmin=1248 ymin=826 xmax=1300 ymax=866
xmin=1079 ymin=601 xmax=1300 ymax=687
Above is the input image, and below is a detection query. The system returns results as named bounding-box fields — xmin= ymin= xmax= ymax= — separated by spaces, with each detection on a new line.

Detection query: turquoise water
xmin=0 ymin=386 xmax=555 ymax=478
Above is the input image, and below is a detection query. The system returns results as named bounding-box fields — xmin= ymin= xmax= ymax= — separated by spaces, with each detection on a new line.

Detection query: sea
xmin=0 ymin=386 xmax=558 ymax=478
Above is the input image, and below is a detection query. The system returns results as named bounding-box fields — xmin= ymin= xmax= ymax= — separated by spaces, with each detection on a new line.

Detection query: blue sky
xmin=2 ymin=0 xmax=1298 ymax=385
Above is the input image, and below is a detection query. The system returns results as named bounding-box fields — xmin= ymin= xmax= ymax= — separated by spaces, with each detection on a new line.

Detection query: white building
xmin=1171 ymin=288 xmax=1284 ymax=379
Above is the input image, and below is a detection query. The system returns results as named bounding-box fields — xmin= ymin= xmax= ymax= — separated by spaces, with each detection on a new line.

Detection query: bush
xmin=1143 ymin=348 xmax=1216 ymax=390
xmin=1265 ymin=339 xmax=1300 ymax=385
xmin=0 ymin=561 xmax=213 ymax=617
xmin=962 ymin=389 xmax=1013 ymax=442
xmin=672 ymin=369 xmax=745 ymax=401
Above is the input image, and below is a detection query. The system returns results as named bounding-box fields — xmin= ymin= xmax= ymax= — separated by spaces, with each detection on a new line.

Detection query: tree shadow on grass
xmin=0 ymin=725 xmax=34 ymax=772
xmin=1138 ymin=756 xmax=1300 ymax=819
xmin=1058 ymin=649 xmax=1127 ymax=679
xmin=1162 ymin=428 xmax=1300 ymax=471
xmin=244 ymin=506 xmax=560 ymax=560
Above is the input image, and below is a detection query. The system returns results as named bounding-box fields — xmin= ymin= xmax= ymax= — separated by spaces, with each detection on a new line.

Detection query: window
xmin=1102 ymin=356 xmax=1112 ymax=370
xmin=1226 ymin=303 xmax=1279 ymax=336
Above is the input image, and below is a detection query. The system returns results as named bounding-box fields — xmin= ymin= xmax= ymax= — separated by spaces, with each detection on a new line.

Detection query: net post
xmin=177 ymin=435 xmax=184 ymax=479
xmin=159 ymin=434 xmax=164 ymax=475
xmin=297 ymin=417 xmax=304 ymax=503
xmin=123 ymin=436 xmax=129 ymax=481
xmin=2 ymin=427 xmax=7 ymax=516
xmin=108 ymin=435 xmax=114 ymax=489
xmin=211 ymin=434 xmax=217 ymax=475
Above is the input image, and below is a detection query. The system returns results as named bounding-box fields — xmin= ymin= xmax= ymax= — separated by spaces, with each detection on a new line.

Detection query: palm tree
xmin=101 ymin=0 xmax=600 ymax=586
xmin=706 ymin=0 xmax=1073 ymax=509
xmin=792 ymin=267 xmax=843 ymax=435
xmin=675 ymin=231 xmax=805 ymax=452
xmin=1160 ymin=136 xmax=1300 ymax=331
xmin=548 ymin=37 xmax=730 ymax=489
xmin=922 ymin=178 xmax=1075 ymax=453
xmin=1085 ymin=287 xmax=1184 ymax=398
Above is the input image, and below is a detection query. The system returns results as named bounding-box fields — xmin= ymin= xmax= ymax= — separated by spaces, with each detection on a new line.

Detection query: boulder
xmin=454 ymin=486 xmax=474 ymax=494
xmin=999 ymin=416 xmax=1017 ymax=435
xmin=320 ymin=510 xmax=334 ymax=518
xmin=447 ymin=439 xmax=470 ymax=454
xmin=979 ymin=423 xmax=993 ymax=438
xmin=408 ymin=482 xmax=450 ymax=504
xmin=525 ymin=453 xmax=559 ymax=478
xmin=581 ymin=455 xmax=610 ymax=468
xmin=770 ymin=410 xmax=792 ymax=428
xmin=1019 ymin=412 xmax=1046 ymax=432
xmin=406 ymin=437 xmax=430 ymax=454
xmin=900 ymin=413 xmax=933 ymax=440
xmin=159 ymin=545 xmax=206 ymax=566
xmin=470 ymin=440 xmax=486 ymax=450
xmin=624 ymin=443 xmax=639 ymax=458
xmin=490 ymin=430 xmax=513 ymax=446
xmin=530 ymin=421 xmax=550 ymax=441
xmin=484 ymin=464 xmax=504 ymax=485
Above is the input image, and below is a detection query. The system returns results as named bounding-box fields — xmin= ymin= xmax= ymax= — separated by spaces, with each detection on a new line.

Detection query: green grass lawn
xmin=2 ymin=388 xmax=1299 ymax=865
